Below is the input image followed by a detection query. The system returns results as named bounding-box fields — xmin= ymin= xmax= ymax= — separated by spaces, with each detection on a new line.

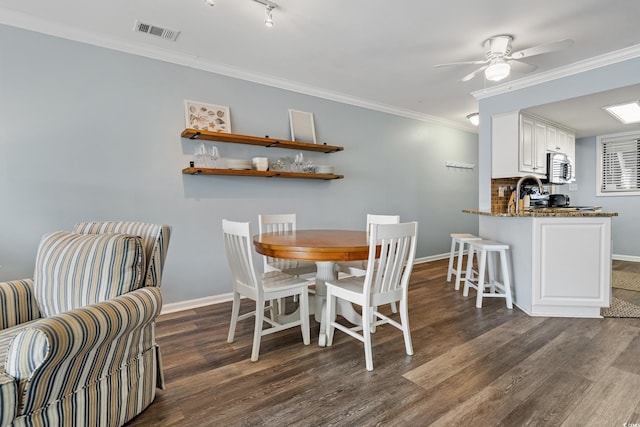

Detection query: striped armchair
xmin=0 ymin=221 xmax=171 ymax=427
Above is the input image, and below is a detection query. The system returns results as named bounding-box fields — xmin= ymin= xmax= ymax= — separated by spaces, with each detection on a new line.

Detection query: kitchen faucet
xmin=515 ymin=175 xmax=545 ymax=214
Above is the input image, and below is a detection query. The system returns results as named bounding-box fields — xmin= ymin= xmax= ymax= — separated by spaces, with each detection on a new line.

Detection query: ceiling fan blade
xmin=509 ymin=38 xmax=574 ymax=60
xmin=510 ymin=60 xmax=538 ymax=74
xmin=461 ymin=65 xmax=489 ymax=82
xmin=434 ymin=59 xmax=488 ymax=68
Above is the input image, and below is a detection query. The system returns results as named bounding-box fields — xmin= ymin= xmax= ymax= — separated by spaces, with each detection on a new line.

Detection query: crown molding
xmin=0 ymin=7 xmax=478 ymax=134
xmin=188 ymin=56 xmax=478 ymax=133
xmin=472 ymin=44 xmax=640 ymax=100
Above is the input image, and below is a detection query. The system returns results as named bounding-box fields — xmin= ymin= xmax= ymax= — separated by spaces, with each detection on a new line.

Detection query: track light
xmin=264 ymin=5 xmax=274 ymax=27
xmin=206 ymin=0 xmax=279 ymax=27
xmin=251 ymin=0 xmax=277 ymax=27
xmin=466 ymin=113 xmax=479 ymax=126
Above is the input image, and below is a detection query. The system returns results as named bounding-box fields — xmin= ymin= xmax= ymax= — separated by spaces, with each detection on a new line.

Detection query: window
xmin=597 ymin=131 xmax=640 ymax=196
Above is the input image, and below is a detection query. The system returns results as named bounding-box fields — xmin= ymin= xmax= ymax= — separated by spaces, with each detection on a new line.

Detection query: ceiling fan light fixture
xmin=203 ymin=0 xmax=215 ymax=6
xmin=466 ymin=113 xmax=479 ymax=126
xmin=484 ymin=58 xmax=511 ymax=81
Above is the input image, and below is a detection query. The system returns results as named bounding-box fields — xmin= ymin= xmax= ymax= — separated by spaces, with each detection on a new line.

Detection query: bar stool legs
xmin=447 ymin=233 xmax=482 ymax=291
xmin=463 ymin=240 xmax=513 ymax=309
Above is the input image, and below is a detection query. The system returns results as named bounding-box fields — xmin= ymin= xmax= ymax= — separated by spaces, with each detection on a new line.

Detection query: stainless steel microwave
xmin=547 ymin=152 xmax=574 ymax=184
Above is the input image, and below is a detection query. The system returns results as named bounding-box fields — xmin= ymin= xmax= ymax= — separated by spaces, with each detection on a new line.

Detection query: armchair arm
xmin=5 ymin=286 xmax=162 ymax=414
xmin=0 ymin=279 xmax=41 ymax=330
xmin=0 ymin=372 xmax=17 ymax=427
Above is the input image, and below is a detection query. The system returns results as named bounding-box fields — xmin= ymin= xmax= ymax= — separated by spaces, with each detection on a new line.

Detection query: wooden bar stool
xmin=447 ymin=233 xmax=482 ymax=291
xmin=463 ymin=240 xmax=513 ymax=309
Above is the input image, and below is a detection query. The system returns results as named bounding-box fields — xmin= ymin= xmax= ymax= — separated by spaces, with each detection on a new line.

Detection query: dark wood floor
xmin=127 ymin=258 xmax=640 ymax=426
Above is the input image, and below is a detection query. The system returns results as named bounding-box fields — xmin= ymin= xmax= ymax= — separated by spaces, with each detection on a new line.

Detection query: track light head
xmin=264 ymin=5 xmax=274 ymax=27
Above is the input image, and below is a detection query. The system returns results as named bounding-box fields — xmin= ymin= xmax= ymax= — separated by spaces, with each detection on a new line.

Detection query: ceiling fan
xmin=434 ymin=35 xmax=574 ymax=82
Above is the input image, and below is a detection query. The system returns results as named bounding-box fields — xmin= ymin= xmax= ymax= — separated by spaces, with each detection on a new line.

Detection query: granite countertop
xmin=463 ymin=208 xmax=618 ymax=217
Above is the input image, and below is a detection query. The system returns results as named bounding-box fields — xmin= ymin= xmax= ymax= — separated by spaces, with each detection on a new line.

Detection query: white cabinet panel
xmin=534 ymin=219 xmax=610 ymax=307
xmin=493 ymin=111 xmax=575 ymax=179
xmin=492 ymin=111 xmax=547 ymax=178
xmin=478 ymin=215 xmax=612 ymax=318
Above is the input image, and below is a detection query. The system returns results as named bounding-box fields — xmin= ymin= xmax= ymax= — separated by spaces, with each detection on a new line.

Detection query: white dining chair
xmin=325 ymin=221 xmax=418 ymax=371
xmin=223 ymin=219 xmax=311 ymax=362
xmin=338 ymin=214 xmax=401 ymax=313
xmin=258 ymin=213 xmax=317 ymax=277
xmin=338 ymin=214 xmax=400 ymax=277
xmin=259 ymin=213 xmax=317 ymax=314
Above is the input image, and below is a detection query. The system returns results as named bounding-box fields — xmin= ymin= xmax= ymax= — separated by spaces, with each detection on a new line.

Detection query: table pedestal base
xmin=314 ymin=262 xmax=361 ymax=346
xmin=274 ymin=261 xmax=362 ymax=346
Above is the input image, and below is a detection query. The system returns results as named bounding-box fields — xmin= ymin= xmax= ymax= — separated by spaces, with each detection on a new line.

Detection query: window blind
xmin=600 ymin=137 xmax=640 ymax=193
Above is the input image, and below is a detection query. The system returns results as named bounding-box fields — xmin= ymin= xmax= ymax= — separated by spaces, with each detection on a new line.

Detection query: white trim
xmin=415 ymin=252 xmax=450 ymax=263
xmin=160 ymin=252 xmax=638 ymax=314
xmin=161 ymin=293 xmax=234 ymax=315
xmin=160 ymin=253 xmax=451 ymax=314
xmin=0 ymin=8 xmax=476 ymax=134
xmin=472 ymin=44 xmax=640 ymax=100
xmin=613 ymin=254 xmax=640 ymax=263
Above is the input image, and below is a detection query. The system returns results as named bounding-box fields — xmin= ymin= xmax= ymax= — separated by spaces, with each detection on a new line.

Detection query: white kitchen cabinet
xmin=492 ymin=111 xmax=547 ymax=178
xmin=532 ymin=217 xmax=610 ymax=312
xmin=546 ymin=124 xmax=575 ymax=156
xmin=546 ymin=123 xmax=576 ymax=181
xmin=564 ymin=130 xmax=575 ymax=160
xmin=478 ymin=215 xmax=612 ymax=318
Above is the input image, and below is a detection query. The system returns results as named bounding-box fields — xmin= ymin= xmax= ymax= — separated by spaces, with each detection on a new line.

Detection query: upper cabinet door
xmin=520 ymin=116 xmax=547 ymax=175
xmin=519 ymin=115 xmax=536 ymax=173
xmin=534 ymin=121 xmax=547 ymax=174
xmin=547 ymin=126 xmax=560 ymax=152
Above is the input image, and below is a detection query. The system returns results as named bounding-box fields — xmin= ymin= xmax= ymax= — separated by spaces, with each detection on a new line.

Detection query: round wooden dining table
xmin=253 ymin=229 xmax=375 ymax=346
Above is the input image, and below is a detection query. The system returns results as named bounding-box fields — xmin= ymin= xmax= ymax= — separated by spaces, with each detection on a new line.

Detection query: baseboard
xmin=161 ymin=253 xmax=451 ymax=315
xmin=415 ymin=252 xmax=450 ymax=263
xmin=613 ymin=254 xmax=640 ymax=263
xmin=161 ymin=293 xmax=234 ymax=315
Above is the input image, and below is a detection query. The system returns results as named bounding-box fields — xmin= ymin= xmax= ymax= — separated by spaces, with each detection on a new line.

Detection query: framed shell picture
xmin=184 ymin=100 xmax=231 ymax=133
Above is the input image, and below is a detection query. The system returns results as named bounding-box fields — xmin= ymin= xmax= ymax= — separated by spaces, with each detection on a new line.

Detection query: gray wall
xmin=478 ymin=57 xmax=640 ymax=258
xmin=572 ymin=136 xmax=639 ymax=257
xmin=0 ymin=24 xmax=479 ymax=304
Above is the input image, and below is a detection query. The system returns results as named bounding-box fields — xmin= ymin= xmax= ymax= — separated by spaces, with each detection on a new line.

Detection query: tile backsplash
xmin=491 ymin=178 xmax=519 ymax=213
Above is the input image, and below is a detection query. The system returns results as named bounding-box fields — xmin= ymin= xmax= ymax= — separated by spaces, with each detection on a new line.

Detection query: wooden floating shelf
xmin=182 ymin=167 xmax=344 ymax=180
xmin=181 ymin=128 xmax=344 ymax=153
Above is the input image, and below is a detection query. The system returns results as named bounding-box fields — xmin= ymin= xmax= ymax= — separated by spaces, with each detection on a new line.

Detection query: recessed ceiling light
xmin=603 ymin=101 xmax=640 ymax=124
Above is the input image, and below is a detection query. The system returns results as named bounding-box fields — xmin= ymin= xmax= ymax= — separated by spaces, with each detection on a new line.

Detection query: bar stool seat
xmin=463 ymin=240 xmax=513 ymax=309
xmin=447 ymin=233 xmax=482 ymax=291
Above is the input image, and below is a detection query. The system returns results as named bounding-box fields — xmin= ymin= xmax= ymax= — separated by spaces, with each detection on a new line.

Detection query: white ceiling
xmin=2 ymin=0 xmax=640 ymax=136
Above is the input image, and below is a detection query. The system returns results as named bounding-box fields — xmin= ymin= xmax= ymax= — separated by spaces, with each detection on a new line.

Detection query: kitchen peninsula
xmin=464 ymin=208 xmax=618 ymax=318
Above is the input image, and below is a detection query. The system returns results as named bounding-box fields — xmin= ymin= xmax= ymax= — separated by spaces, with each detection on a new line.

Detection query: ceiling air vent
xmin=133 ymin=20 xmax=180 ymax=41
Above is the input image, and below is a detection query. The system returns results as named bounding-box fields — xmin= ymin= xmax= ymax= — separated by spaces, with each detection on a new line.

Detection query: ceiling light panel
xmin=603 ymin=101 xmax=640 ymax=124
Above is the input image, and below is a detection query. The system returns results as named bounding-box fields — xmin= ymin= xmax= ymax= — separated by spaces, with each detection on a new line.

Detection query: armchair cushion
xmin=73 ymin=222 xmax=171 ymax=288
xmin=33 ymin=231 xmax=145 ymax=317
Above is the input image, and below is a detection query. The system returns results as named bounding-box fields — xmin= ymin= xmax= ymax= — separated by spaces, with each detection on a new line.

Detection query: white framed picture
xmin=184 ymin=100 xmax=231 ymax=133
xmin=289 ymin=109 xmax=317 ymax=144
